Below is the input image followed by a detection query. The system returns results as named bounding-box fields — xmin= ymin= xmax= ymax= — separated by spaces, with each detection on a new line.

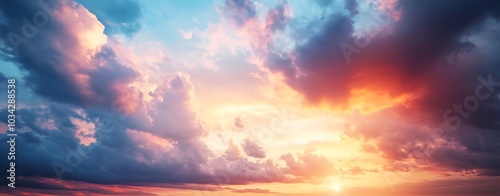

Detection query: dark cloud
xmin=77 ymin=0 xmax=142 ymax=37
xmin=346 ymin=108 xmax=500 ymax=176
xmin=0 ymin=103 xmax=209 ymax=185
xmin=281 ymin=13 xmax=355 ymax=105
xmin=265 ymin=0 xmax=500 ymax=176
xmin=345 ymin=0 xmax=358 ymax=15
xmin=0 ymin=72 xmax=6 ymax=94
xmin=0 ymin=72 xmax=6 ymax=81
xmin=0 ymin=105 xmax=84 ymax=182
xmin=429 ymin=127 xmax=500 ymax=176
xmin=275 ymin=0 xmax=500 ymax=108
xmin=0 ymin=0 xmax=139 ymax=109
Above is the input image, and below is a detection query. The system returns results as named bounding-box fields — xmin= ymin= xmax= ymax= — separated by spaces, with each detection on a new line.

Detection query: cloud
xmin=77 ymin=0 xmax=142 ymax=37
xmin=280 ymin=150 xmax=335 ymax=179
xmin=428 ymin=126 xmax=500 ymax=176
xmin=201 ymin=142 xmax=336 ymax=185
xmin=0 ymin=177 xmax=157 ymax=195
xmin=0 ymin=2 xmax=317 ymax=187
xmin=345 ymin=107 xmax=500 ymax=176
xmin=222 ymin=0 xmax=292 ymax=55
xmin=265 ymin=1 xmax=291 ymax=32
xmin=231 ymin=188 xmax=273 ymax=194
xmin=223 ymin=0 xmax=257 ymax=27
xmin=292 ymin=176 xmax=500 ymax=196
xmin=0 ymin=0 xmax=291 ymax=188
xmin=345 ymin=0 xmax=358 ymax=15
xmin=234 ymin=117 xmax=245 ymax=129
xmin=0 ymin=0 xmax=139 ymax=109
xmin=142 ymin=72 xmax=205 ymax=141
xmin=342 ymin=166 xmax=378 ymax=175
xmin=0 ymin=72 xmax=7 ymax=93
xmin=70 ymin=117 xmax=96 ymax=146
xmin=270 ymin=0 xmax=500 ymax=113
xmin=0 ymin=76 xmax=329 ymax=188
xmin=5 ymin=0 xmax=500 ymax=194
xmin=242 ymin=138 xmax=266 ymax=158
xmin=0 ymin=101 xmax=213 ymax=185
xmin=260 ymin=0 xmax=500 ymax=176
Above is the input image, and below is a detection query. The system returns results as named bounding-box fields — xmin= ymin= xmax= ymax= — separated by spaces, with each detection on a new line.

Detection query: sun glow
xmin=333 ymin=184 xmax=342 ymax=192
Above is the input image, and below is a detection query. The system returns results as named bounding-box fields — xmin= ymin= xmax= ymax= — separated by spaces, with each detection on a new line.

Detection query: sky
xmin=0 ymin=0 xmax=500 ymax=195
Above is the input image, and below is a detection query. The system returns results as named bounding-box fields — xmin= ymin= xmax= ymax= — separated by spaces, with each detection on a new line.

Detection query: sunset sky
xmin=1 ymin=0 xmax=500 ymax=195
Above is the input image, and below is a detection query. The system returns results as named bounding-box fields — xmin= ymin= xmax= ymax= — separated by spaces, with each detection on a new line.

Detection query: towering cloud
xmin=0 ymin=0 xmax=138 ymax=109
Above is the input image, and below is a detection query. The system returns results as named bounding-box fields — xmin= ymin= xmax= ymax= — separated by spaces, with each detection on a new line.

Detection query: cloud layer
xmin=1 ymin=0 xmax=500 ymax=195
xmin=265 ymin=0 xmax=500 ymax=176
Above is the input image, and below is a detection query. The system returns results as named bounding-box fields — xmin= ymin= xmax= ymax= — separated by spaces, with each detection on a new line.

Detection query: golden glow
xmin=333 ymin=184 xmax=341 ymax=192
xmin=348 ymin=88 xmax=414 ymax=114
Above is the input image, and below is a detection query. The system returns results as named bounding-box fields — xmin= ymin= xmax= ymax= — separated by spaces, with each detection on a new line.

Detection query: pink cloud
xmin=242 ymin=138 xmax=266 ymax=158
xmin=280 ymin=150 xmax=335 ymax=180
xmin=70 ymin=117 xmax=96 ymax=146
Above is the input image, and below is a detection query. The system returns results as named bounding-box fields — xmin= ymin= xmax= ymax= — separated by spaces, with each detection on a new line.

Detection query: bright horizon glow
xmin=1 ymin=0 xmax=500 ymax=195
